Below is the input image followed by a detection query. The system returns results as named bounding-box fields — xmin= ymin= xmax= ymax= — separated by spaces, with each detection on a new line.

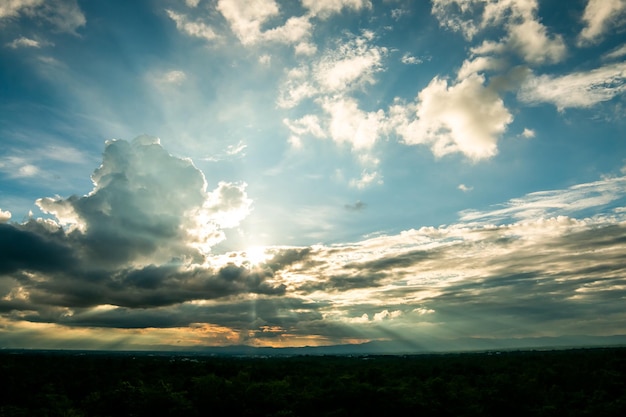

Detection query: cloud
xmin=401 ymin=53 xmax=422 ymax=65
xmin=322 ymin=97 xmax=384 ymax=151
xmin=278 ymin=32 xmax=386 ymax=108
xmin=459 ymin=175 xmax=626 ymax=224
xmin=520 ymin=128 xmax=535 ymax=138
xmin=284 ymin=115 xmax=326 ymax=139
xmin=258 ymin=54 xmax=271 ymax=65
xmin=349 ymin=170 xmax=382 ymax=189
xmin=5 ymin=36 xmax=49 ymax=49
xmin=262 ymin=15 xmax=313 ymax=45
xmin=578 ymin=0 xmax=626 ymax=46
xmin=457 ymin=56 xmax=504 ymax=79
xmin=314 ymin=32 xmax=386 ymax=94
xmin=166 ymin=9 xmax=218 ymax=42
xmin=345 ymin=200 xmax=366 ymax=211
xmin=216 ymin=0 xmax=279 ymax=44
xmin=392 ymin=73 xmax=512 ymax=161
xmin=0 ymin=156 xmax=41 ymax=178
xmin=169 ymin=0 xmax=314 ymax=47
xmin=278 ymin=32 xmax=388 ymax=186
xmin=0 ymin=144 xmax=89 ymax=183
xmin=391 ymin=8 xmax=409 ymax=21
xmin=504 ymin=18 xmax=566 ymax=65
xmin=38 ymin=0 xmax=85 ymax=34
xmin=151 ymin=69 xmax=187 ymax=87
xmin=301 ymin=0 xmax=371 ymax=18
xmin=294 ymin=41 xmax=317 ymax=56
xmin=0 ymin=210 xmax=10 ymax=223
xmin=0 ymin=0 xmax=85 ymax=34
xmin=34 ymin=135 xmax=251 ymax=266
xmin=432 ymin=0 xmax=566 ymax=64
xmin=518 ymin=62 xmax=626 ymax=111
xmin=0 ymin=137 xmax=287 ymax=328
xmin=274 ymin=177 xmax=626 ymax=340
xmin=214 ymin=0 xmax=312 ymax=46
xmin=201 ymin=141 xmax=248 ymax=162
xmin=458 ymin=184 xmax=473 ymax=192
xmin=0 ymin=0 xmax=44 ymax=20
xmin=604 ymin=45 xmax=626 ymax=61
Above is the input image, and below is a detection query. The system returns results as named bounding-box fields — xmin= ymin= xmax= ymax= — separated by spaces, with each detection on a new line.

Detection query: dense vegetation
xmin=1 ymin=347 xmax=625 ymax=416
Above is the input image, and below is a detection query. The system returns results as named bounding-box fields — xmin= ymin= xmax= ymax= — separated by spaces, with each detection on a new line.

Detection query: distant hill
xmin=130 ymin=334 xmax=626 ymax=356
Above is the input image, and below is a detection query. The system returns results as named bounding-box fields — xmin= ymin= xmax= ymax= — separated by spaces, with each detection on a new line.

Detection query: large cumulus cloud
xmin=35 ymin=135 xmax=250 ymax=266
xmin=0 ymin=136 xmax=285 ymax=325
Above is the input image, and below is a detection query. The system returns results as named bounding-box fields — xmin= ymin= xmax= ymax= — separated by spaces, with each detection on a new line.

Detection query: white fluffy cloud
xmin=578 ymin=0 xmax=626 ymax=45
xmin=169 ymin=0 xmax=315 ymax=47
xmin=283 ymin=115 xmax=326 ymax=139
xmin=505 ymin=18 xmax=566 ymax=64
xmin=0 ymin=209 xmax=11 ymax=223
xmin=432 ymin=0 xmax=566 ymax=65
xmin=215 ymin=0 xmax=312 ymax=46
xmin=322 ymin=97 xmax=384 ymax=151
xmin=301 ymin=0 xmax=371 ymax=18
xmin=278 ymin=31 xmax=389 ymax=183
xmin=262 ymin=15 xmax=312 ymax=44
xmin=457 ymin=56 xmax=504 ymax=79
xmin=279 ymin=32 xmax=386 ymax=108
xmin=0 ymin=0 xmax=42 ymax=18
xmin=518 ymin=62 xmax=626 ymax=111
xmin=217 ymin=0 xmax=279 ymax=44
xmin=315 ymin=33 xmax=386 ymax=93
xmin=393 ymin=73 xmax=512 ymax=161
xmin=166 ymin=10 xmax=218 ymax=41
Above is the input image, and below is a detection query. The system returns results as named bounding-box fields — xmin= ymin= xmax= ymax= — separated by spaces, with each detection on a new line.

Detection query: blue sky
xmin=0 ymin=0 xmax=626 ymax=351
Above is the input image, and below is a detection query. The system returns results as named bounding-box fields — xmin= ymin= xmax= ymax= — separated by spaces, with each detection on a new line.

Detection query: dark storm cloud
xmin=344 ymin=200 xmax=366 ymax=211
xmin=344 ymin=249 xmax=431 ymax=272
xmin=265 ymin=247 xmax=313 ymax=270
xmin=15 ymin=262 xmax=286 ymax=310
xmin=0 ymin=222 xmax=76 ymax=274
xmin=298 ymin=272 xmax=387 ymax=293
xmin=36 ymin=296 xmax=325 ymax=332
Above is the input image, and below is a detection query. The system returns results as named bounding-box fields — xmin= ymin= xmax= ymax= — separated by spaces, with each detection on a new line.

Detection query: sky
xmin=0 ymin=0 xmax=625 ymax=352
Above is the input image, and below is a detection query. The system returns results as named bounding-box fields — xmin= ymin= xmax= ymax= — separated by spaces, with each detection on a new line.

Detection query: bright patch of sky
xmin=0 ymin=0 xmax=625 ymax=351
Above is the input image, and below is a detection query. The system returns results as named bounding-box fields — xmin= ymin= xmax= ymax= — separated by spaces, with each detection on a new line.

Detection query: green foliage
xmin=1 ymin=348 xmax=626 ymax=416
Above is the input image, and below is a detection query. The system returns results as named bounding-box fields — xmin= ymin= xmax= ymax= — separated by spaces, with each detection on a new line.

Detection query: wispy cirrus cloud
xmin=5 ymin=35 xmax=51 ymax=49
xmin=518 ymin=62 xmax=626 ymax=111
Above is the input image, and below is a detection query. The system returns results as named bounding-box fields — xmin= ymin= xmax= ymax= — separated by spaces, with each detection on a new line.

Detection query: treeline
xmin=1 ymin=347 xmax=625 ymax=416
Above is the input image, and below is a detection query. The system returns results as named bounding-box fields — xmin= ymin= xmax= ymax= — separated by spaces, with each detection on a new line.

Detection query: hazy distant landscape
xmin=2 ymin=347 xmax=626 ymax=416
